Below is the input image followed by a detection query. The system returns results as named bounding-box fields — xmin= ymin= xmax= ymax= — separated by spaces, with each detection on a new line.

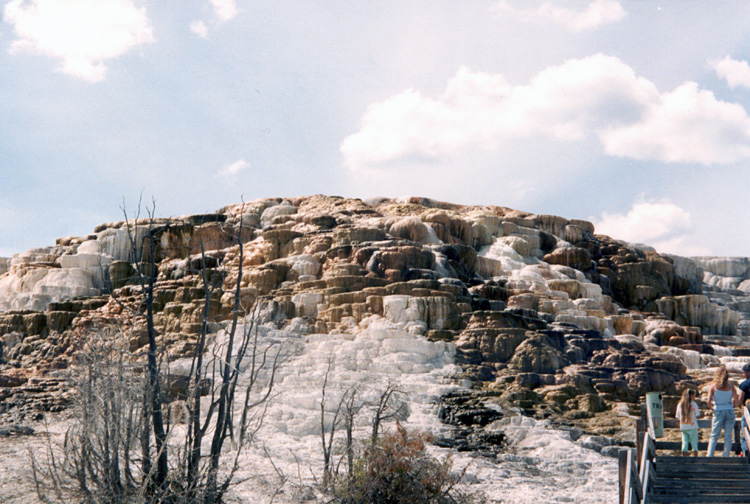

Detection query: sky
xmin=2 ymin=1 xmax=750 ymax=258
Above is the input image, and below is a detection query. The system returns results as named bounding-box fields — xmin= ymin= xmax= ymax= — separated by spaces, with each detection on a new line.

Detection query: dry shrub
xmin=334 ymin=424 xmax=473 ymax=504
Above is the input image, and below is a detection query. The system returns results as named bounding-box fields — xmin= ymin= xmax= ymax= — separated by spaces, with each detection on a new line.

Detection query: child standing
xmin=676 ymin=389 xmax=700 ymax=456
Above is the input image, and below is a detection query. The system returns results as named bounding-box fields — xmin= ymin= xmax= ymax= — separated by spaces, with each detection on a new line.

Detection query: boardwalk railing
xmin=619 ymin=401 xmax=750 ymax=504
xmin=619 ymin=428 xmax=655 ymax=504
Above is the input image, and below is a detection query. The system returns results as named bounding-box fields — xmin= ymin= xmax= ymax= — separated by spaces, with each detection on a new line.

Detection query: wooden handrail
xmin=621 ymin=401 xmax=750 ymax=504
xmin=620 ymin=430 xmax=655 ymax=504
xmin=620 ymin=447 xmax=643 ymax=504
xmin=639 ymin=431 xmax=655 ymax=483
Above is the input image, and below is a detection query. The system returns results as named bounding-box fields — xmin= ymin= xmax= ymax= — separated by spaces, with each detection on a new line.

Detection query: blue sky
xmin=2 ymin=0 xmax=750 ymax=258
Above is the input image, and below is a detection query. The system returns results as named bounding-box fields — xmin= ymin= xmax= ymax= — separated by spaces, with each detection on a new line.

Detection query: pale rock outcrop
xmin=738 ymin=279 xmax=750 ymax=294
xmin=0 ymin=241 xmax=103 ymax=310
xmin=466 ymin=211 xmax=502 ymax=248
xmin=695 ymin=257 xmax=750 ymax=279
xmin=421 ymin=210 xmax=472 ymax=245
xmin=94 ymin=227 xmax=146 ymax=262
xmin=260 ymin=201 xmax=297 ymax=228
xmin=538 ymin=298 xmax=577 ymax=315
xmin=500 ymin=236 xmax=532 ymax=258
xmin=382 ymin=294 xmax=456 ymax=332
xmin=33 ymin=269 xmax=99 ymax=300
xmin=61 ymin=240 xmax=112 ymax=289
xmin=662 ymin=347 xmax=702 ymax=370
xmin=554 ymin=310 xmax=614 ymax=337
xmin=532 ymin=215 xmax=570 ymax=239
xmin=641 ymin=318 xmax=702 ymax=347
xmin=291 ymin=291 xmax=325 ymax=318
xmin=388 ymin=216 xmax=441 ymax=244
xmin=9 ymin=247 xmax=64 ymax=267
xmin=704 ymin=273 xmax=745 ymax=291
xmin=283 ymin=254 xmax=321 ymax=280
xmin=656 ymin=295 xmax=739 ymax=335
xmin=666 ymin=255 xmax=704 ymax=292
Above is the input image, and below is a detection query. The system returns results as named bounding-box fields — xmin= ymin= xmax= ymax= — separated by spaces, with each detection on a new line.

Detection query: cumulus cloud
xmin=3 ymin=0 xmax=154 ymax=82
xmin=491 ymin=0 xmax=626 ymax=32
xmin=209 ymin=0 xmax=238 ymax=22
xmin=711 ymin=55 xmax=750 ymax=89
xmin=190 ymin=20 xmax=208 ymax=39
xmin=594 ymin=200 xmax=708 ymax=255
xmin=217 ymin=159 xmax=249 ymax=177
xmin=600 ymin=82 xmax=750 ymax=164
xmin=341 ymin=54 xmax=750 ymax=169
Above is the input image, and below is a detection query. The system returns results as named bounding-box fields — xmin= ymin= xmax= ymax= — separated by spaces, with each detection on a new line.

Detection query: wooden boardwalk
xmin=647 ymin=456 xmax=750 ymax=503
xmin=619 ymin=403 xmax=750 ymax=504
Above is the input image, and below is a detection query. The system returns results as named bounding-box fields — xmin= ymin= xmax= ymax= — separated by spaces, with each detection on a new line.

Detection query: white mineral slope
xmin=458 ymin=416 xmax=619 ymax=504
xmin=0 ymin=313 xmax=619 ymax=504
xmin=206 ymin=314 xmax=462 ymax=476
xmin=200 ymin=313 xmax=618 ymax=504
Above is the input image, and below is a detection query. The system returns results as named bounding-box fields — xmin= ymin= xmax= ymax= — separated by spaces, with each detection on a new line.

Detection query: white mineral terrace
xmin=163 ymin=311 xmax=619 ymax=504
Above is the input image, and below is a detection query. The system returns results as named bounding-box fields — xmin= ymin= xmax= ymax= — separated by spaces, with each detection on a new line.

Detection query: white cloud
xmin=217 ymin=159 xmax=249 ymax=177
xmin=711 ymin=55 xmax=750 ymax=89
xmin=492 ymin=0 xmax=626 ymax=32
xmin=601 ymin=82 xmax=750 ymax=164
xmin=3 ymin=0 xmax=154 ymax=83
xmin=342 ymin=54 xmax=750 ymax=169
xmin=594 ymin=200 xmax=709 ymax=255
xmin=190 ymin=20 xmax=208 ymax=39
xmin=209 ymin=0 xmax=237 ymax=22
xmin=191 ymin=0 xmax=238 ymax=39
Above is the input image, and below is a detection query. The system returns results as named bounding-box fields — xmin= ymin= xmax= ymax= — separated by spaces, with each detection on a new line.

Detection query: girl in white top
xmin=676 ymin=388 xmax=700 ymax=456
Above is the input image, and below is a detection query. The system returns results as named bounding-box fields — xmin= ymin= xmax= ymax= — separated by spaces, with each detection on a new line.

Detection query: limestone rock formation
xmin=0 ymin=194 xmax=748 ymax=448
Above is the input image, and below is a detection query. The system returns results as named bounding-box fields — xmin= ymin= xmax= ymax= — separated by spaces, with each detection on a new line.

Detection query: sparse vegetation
xmin=332 ymin=424 xmax=473 ymax=504
xmin=30 ymin=200 xmax=282 ymax=504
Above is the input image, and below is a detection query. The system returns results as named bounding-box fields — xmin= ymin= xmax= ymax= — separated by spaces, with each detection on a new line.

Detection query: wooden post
xmin=618 ymin=449 xmax=627 ymax=504
xmin=636 ymin=401 xmax=647 ymax=461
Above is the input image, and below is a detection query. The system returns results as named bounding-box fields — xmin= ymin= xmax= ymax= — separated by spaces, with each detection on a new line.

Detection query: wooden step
xmin=649 ymin=496 xmax=750 ymax=504
xmin=655 ymin=455 xmax=750 ymax=464
xmin=656 ymin=469 xmax=750 ymax=476
xmin=647 ymin=455 xmax=750 ymax=503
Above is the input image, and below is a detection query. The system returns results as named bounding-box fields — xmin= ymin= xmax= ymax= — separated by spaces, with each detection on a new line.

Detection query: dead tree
xmin=370 ymin=383 xmax=406 ymax=447
xmin=340 ymin=386 xmax=363 ymax=478
xmin=121 ymin=197 xmax=169 ymax=492
xmin=319 ymin=357 xmax=344 ymax=491
xmin=33 ymin=199 xmax=284 ymax=504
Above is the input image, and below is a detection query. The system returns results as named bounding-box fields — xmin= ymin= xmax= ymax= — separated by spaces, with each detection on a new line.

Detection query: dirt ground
xmin=0 ymin=414 xmax=71 ymax=504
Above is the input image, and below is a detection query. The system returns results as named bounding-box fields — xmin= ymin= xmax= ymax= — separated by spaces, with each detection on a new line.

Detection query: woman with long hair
xmin=676 ymin=388 xmax=700 ymax=456
xmin=706 ymin=365 xmax=739 ymax=457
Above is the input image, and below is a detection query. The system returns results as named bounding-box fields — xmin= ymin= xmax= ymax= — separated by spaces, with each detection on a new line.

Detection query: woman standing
xmin=706 ymin=365 xmax=740 ymax=457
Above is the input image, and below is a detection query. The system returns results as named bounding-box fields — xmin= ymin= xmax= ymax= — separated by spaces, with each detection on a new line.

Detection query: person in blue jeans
xmin=736 ymin=363 xmax=750 ymax=455
xmin=706 ymin=365 xmax=740 ymax=457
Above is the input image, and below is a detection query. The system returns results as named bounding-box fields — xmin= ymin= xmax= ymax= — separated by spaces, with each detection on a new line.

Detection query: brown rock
xmin=509 ymin=336 xmax=566 ymax=374
xmin=455 ymin=327 xmax=527 ymax=363
xmin=543 ymin=247 xmax=592 ymax=271
xmin=508 ymin=293 xmax=539 ymax=311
